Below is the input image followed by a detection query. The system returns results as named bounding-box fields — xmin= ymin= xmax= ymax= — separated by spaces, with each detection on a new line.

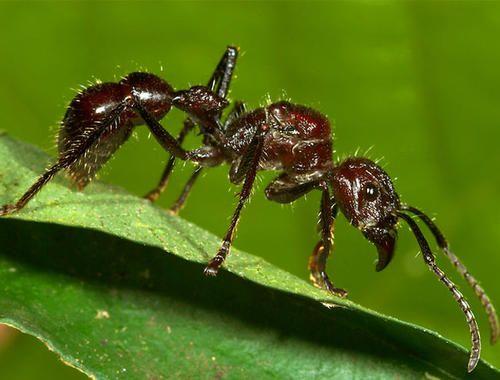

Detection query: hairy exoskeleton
xmin=0 ymin=47 xmax=497 ymax=372
xmin=0 ymin=46 xmax=238 ymax=217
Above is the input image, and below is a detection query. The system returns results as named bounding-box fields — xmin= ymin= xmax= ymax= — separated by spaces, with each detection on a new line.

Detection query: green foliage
xmin=0 ymin=135 xmax=499 ymax=379
xmin=0 ymin=1 xmax=499 ymax=377
xmin=0 ymin=333 xmax=86 ymax=380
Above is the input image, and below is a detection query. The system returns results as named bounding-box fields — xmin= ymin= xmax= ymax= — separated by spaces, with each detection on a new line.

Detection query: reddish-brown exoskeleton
xmin=0 ymin=46 xmax=497 ymax=372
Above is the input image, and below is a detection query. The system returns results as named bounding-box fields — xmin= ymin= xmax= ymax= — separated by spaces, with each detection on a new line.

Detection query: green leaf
xmin=0 ymin=135 xmax=498 ymax=379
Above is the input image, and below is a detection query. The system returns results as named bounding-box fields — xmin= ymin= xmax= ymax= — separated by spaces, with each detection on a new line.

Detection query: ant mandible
xmin=0 ymin=46 xmax=497 ymax=372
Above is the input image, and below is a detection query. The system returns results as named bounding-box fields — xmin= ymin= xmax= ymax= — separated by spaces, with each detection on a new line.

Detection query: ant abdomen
xmin=59 ymin=72 xmax=174 ymax=189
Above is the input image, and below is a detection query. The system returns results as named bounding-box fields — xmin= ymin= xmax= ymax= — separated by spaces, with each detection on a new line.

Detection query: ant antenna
xmin=402 ymin=205 xmax=499 ymax=345
xmin=397 ymin=211 xmax=481 ymax=373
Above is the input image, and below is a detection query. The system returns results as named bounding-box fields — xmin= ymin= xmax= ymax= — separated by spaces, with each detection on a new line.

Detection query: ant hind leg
xmin=0 ymin=161 xmax=65 ymax=216
xmin=264 ymin=174 xmax=347 ymax=297
xmin=0 ymin=102 xmax=128 ymax=217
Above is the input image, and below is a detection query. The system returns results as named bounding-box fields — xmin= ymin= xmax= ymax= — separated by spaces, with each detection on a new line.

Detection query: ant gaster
xmin=0 ymin=46 xmax=497 ymax=372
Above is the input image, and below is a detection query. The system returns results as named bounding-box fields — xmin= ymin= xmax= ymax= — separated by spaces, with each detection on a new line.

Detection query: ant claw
xmin=168 ymin=206 xmax=181 ymax=216
xmin=144 ymin=192 xmax=160 ymax=202
xmin=323 ymin=279 xmax=348 ymax=298
xmin=0 ymin=204 xmax=15 ymax=217
xmin=326 ymin=285 xmax=348 ymax=298
xmin=204 ymin=255 xmax=224 ymax=276
xmin=203 ymin=265 xmax=219 ymax=277
xmin=314 ymin=271 xmax=348 ymax=298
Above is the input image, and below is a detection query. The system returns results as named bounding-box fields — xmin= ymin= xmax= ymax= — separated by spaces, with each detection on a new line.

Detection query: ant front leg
xmin=204 ymin=127 xmax=267 ymax=276
xmin=309 ymin=185 xmax=348 ymax=298
xmin=264 ymin=173 xmax=319 ymax=203
xmin=264 ymin=174 xmax=347 ymax=297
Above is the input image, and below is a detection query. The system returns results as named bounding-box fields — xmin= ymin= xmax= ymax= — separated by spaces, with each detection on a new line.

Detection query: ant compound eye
xmin=364 ymin=183 xmax=379 ymax=202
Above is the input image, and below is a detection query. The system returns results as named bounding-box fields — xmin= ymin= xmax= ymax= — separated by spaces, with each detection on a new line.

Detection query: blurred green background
xmin=0 ymin=1 xmax=499 ymax=378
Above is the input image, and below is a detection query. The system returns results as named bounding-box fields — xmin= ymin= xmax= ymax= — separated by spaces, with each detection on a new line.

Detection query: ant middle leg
xmin=204 ymin=127 xmax=267 ymax=276
xmin=144 ymin=118 xmax=195 ymax=202
xmin=169 ymin=166 xmax=203 ymax=215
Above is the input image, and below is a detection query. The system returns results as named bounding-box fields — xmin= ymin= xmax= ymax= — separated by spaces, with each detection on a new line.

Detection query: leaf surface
xmin=0 ymin=135 xmax=498 ymax=379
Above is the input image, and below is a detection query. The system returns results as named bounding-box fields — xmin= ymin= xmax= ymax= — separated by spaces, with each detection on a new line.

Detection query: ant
xmin=0 ymin=46 xmax=497 ymax=372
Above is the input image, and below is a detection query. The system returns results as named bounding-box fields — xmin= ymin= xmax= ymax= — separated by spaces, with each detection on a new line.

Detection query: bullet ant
xmin=0 ymin=46 xmax=497 ymax=372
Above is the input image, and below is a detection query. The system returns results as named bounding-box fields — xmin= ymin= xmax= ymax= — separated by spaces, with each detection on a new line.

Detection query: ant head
xmin=173 ymin=86 xmax=228 ymax=116
xmin=331 ymin=157 xmax=400 ymax=271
